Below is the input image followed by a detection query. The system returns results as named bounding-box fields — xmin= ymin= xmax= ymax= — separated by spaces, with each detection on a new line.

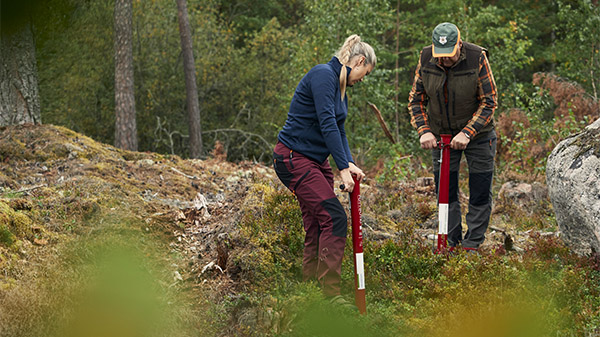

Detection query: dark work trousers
xmin=433 ymin=132 xmax=496 ymax=249
xmin=273 ymin=141 xmax=348 ymax=297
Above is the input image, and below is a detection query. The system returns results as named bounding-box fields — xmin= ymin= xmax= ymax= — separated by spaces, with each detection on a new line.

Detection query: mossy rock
xmin=0 ymin=172 xmax=16 ymax=189
xmin=574 ymin=127 xmax=600 ymax=158
xmin=0 ymin=202 xmax=33 ymax=246
xmin=0 ymin=137 xmax=35 ymax=162
xmin=7 ymin=198 xmax=32 ymax=211
xmin=0 ymin=224 xmax=16 ymax=246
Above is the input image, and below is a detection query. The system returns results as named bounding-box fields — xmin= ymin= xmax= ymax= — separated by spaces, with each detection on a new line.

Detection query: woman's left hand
xmin=348 ymin=162 xmax=365 ymax=182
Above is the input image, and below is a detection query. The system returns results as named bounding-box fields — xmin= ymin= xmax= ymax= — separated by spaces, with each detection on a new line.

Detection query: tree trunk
xmin=394 ymin=0 xmax=400 ymax=141
xmin=114 ymin=0 xmax=138 ymax=151
xmin=176 ymin=0 xmax=203 ymax=158
xmin=0 ymin=23 xmax=41 ymax=126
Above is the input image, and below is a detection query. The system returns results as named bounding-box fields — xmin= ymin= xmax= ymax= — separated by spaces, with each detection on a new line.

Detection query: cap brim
xmin=432 ymin=43 xmax=458 ymax=57
xmin=432 ymin=26 xmax=461 ymax=57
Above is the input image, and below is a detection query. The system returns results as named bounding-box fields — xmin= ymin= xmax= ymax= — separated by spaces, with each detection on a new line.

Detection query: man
xmin=408 ymin=22 xmax=498 ymax=251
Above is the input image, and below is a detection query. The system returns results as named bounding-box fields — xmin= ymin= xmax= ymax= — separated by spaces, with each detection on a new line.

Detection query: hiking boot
xmin=463 ymin=247 xmax=479 ymax=255
xmin=328 ymin=295 xmax=359 ymax=312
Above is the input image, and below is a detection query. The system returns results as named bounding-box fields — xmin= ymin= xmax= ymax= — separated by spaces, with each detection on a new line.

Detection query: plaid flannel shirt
xmin=408 ymin=49 xmax=498 ymax=138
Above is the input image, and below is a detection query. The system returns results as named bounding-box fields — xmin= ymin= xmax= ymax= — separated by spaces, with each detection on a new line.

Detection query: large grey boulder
xmin=546 ymin=118 xmax=600 ymax=256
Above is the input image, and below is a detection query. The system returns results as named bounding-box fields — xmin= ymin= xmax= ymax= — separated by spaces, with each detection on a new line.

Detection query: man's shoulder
xmin=419 ymin=45 xmax=434 ymax=62
xmin=463 ymin=42 xmax=487 ymax=54
xmin=463 ymin=41 xmax=485 ymax=50
xmin=420 ymin=44 xmax=433 ymax=55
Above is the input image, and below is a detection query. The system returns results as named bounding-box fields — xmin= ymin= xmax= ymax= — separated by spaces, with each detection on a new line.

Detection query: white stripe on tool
xmin=355 ymin=253 xmax=365 ymax=290
xmin=438 ymin=203 xmax=448 ymax=234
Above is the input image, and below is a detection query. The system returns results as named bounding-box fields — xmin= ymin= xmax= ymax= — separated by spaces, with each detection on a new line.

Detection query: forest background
xmin=33 ymin=0 xmax=599 ymax=175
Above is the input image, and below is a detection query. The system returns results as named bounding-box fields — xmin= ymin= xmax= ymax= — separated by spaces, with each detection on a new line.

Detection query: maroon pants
xmin=273 ymin=142 xmax=347 ymax=297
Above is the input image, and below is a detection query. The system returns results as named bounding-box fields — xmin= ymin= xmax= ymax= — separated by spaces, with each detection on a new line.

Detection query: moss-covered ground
xmin=0 ymin=124 xmax=598 ymax=337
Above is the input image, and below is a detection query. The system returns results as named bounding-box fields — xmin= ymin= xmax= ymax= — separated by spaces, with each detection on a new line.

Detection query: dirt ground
xmin=0 ymin=124 xmax=550 ymax=306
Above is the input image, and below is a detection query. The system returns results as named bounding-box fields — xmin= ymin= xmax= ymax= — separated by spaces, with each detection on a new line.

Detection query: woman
xmin=273 ymin=35 xmax=376 ymax=298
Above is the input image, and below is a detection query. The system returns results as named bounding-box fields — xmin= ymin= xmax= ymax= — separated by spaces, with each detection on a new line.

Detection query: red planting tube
xmin=349 ymin=176 xmax=366 ymax=314
xmin=437 ymin=134 xmax=452 ymax=253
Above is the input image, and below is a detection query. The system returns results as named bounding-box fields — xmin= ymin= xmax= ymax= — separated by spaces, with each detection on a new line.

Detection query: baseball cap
xmin=432 ymin=22 xmax=461 ymax=57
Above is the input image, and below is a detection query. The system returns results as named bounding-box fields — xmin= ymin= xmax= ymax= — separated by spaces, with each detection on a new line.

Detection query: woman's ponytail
xmin=336 ymin=35 xmax=361 ymax=101
xmin=335 ymin=35 xmax=377 ymax=101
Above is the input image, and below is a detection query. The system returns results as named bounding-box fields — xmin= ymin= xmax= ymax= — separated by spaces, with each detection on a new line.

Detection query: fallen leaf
xmin=33 ymin=238 xmax=48 ymax=246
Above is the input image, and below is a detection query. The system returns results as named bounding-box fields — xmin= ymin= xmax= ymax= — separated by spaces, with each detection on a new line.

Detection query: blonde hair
xmin=335 ymin=35 xmax=377 ymax=100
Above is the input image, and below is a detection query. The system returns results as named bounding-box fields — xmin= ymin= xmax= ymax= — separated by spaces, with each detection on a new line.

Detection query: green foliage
xmin=37 ymin=0 xmax=115 ymax=144
xmin=365 ymin=238 xmax=443 ymax=297
xmin=34 ymin=0 xmax=600 ymax=170
xmin=465 ymin=5 xmax=533 ymax=104
xmin=363 ymin=234 xmax=598 ymax=336
xmin=233 ymin=181 xmax=600 ymax=336
xmin=228 ymin=172 xmax=600 ymax=335
xmin=553 ymin=0 xmax=600 ymax=95
xmin=497 ymin=87 xmax=591 ymax=177
xmin=237 ymin=183 xmax=305 ymax=289
xmin=228 ymin=18 xmax=298 ymax=159
xmin=237 ymin=200 xmax=600 ymax=336
xmin=216 ymin=0 xmax=306 ymax=45
xmin=375 ymin=142 xmax=426 ymax=183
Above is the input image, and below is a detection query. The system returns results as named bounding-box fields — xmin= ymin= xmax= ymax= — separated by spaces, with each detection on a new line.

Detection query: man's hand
xmin=420 ymin=133 xmax=438 ymax=149
xmin=451 ymin=132 xmax=470 ymax=150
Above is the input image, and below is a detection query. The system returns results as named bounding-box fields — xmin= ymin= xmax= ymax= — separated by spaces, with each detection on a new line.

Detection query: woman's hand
xmin=348 ymin=162 xmax=365 ymax=182
xmin=340 ymin=163 xmax=364 ymax=193
xmin=340 ymin=168 xmax=354 ymax=193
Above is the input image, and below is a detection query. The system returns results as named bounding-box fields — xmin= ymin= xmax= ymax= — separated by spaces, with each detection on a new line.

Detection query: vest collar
xmin=429 ymin=44 xmax=467 ymax=70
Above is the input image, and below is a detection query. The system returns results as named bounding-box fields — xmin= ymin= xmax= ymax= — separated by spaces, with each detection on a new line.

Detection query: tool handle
xmin=436 ymin=134 xmax=452 ymax=253
xmin=348 ymin=176 xmax=366 ymax=314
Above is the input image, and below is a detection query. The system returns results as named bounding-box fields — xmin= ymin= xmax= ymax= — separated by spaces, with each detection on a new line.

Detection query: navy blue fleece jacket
xmin=277 ymin=57 xmax=354 ymax=170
